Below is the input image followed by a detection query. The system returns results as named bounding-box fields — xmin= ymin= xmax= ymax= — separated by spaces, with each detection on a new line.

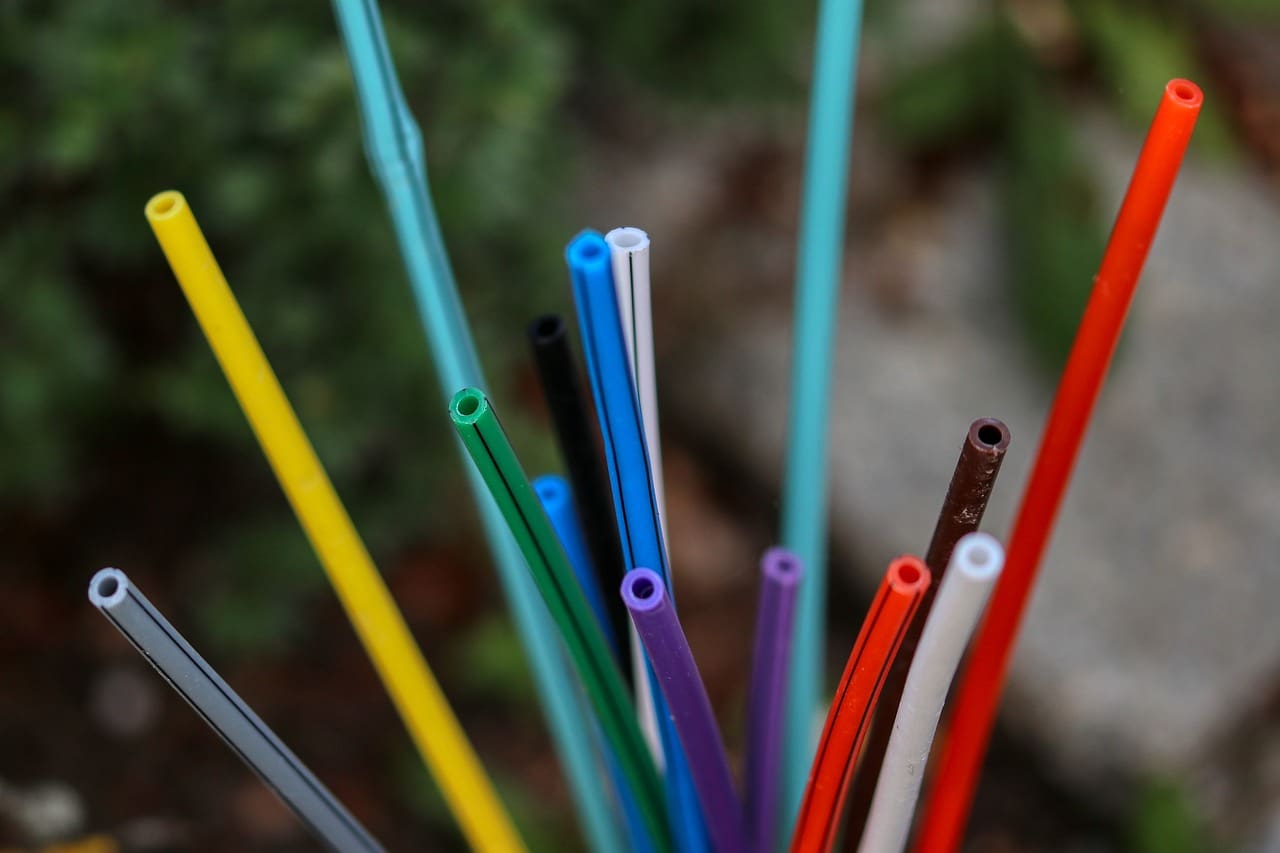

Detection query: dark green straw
xmin=449 ymin=387 xmax=671 ymax=851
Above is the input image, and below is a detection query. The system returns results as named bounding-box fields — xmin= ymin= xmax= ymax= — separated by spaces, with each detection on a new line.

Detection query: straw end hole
xmin=1167 ymin=79 xmax=1203 ymax=107
xmin=145 ymin=191 xmax=184 ymax=220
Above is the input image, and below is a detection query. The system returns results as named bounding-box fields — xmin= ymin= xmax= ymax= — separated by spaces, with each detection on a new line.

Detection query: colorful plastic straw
xmin=89 ymin=569 xmax=384 ymax=853
xmin=144 ymin=191 xmax=523 ymax=852
xmin=534 ymin=474 xmax=655 ymax=853
xmin=528 ymin=315 xmax=631 ymax=667
xmin=858 ymin=534 xmax=1004 ymax=853
xmin=535 ymin=474 xmax=613 ymax=649
xmin=604 ymin=228 xmax=668 ymax=759
xmin=781 ymin=0 xmax=869 ymax=823
xmin=567 ymin=230 xmax=709 ymax=852
xmin=746 ymin=548 xmax=804 ymax=853
xmin=844 ymin=419 xmax=1010 ymax=842
xmin=329 ymin=4 xmax=621 ymax=850
xmin=790 ymin=556 xmax=930 ymax=853
xmin=622 ymin=569 xmax=748 ymax=853
xmin=913 ymin=79 xmax=1203 ymax=853
xmin=449 ymin=387 xmax=672 ymax=852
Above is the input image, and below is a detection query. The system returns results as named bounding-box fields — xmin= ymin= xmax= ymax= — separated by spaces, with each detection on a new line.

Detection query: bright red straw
xmin=912 ymin=79 xmax=1203 ymax=853
xmin=790 ymin=556 xmax=930 ymax=853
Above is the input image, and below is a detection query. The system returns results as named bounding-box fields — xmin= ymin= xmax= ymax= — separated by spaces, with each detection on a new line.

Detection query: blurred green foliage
xmin=1128 ymin=778 xmax=1214 ymax=853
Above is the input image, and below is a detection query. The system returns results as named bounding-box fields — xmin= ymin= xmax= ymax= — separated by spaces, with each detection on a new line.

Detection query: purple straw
xmin=746 ymin=548 xmax=803 ymax=853
xmin=622 ymin=568 xmax=747 ymax=853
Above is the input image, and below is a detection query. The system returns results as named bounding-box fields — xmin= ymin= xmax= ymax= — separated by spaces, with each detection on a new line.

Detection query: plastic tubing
xmin=843 ymin=419 xmax=1010 ymax=844
xmin=534 ymin=474 xmax=655 ymax=853
xmin=449 ymin=388 xmax=672 ymax=852
xmin=329 ymin=3 xmax=621 ymax=850
xmin=912 ymin=80 xmax=1203 ymax=853
xmin=622 ymin=569 xmax=748 ymax=853
xmin=89 ymin=569 xmax=384 ymax=853
xmin=789 ymin=556 xmax=930 ymax=853
xmin=781 ymin=0 xmax=869 ymax=824
xmin=528 ymin=315 xmax=631 ymax=669
xmin=535 ymin=474 xmax=613 ymax=648
xmin=746 ymin=548 xmax=804 ymax=853
xmin=144 ymin=191 xmax=522 ymax=852
xmin=567 ymin=230 xmax=709 ymax=852
xmin=604 ymin=228 xmax=667 ymax=759
xmin=857 ymin=535 xmax=1004 ymax=853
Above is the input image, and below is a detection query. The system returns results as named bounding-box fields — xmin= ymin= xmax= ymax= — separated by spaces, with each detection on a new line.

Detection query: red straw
xmin=790 ymin=556 xmax=930 ymax=853
xmin=912 ymin=79 xmax=1202 ymax=853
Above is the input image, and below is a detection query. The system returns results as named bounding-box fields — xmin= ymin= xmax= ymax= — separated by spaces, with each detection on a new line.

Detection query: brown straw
xmin=842 ymin=417 xmax=1011 ymax=848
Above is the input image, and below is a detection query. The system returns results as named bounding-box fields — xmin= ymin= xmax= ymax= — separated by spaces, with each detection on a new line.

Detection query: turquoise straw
xmin=780 ymin=0 xmax=867 ymax=832
xmin=330 ymin=3 xmax=623 ymax=851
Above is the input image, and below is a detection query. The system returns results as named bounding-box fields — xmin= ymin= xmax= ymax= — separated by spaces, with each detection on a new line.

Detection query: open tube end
xmin=449 ymin=387 xmax=489 ymax=425
xmin=952 ymin=533 xmax=1004 ymax=582
xmin=566 ymin=231 xmax=610 ymax=271
xmin=968 ymin=418 xmax=1011 ymax=454
xmin=1166 ymin=79 xmax=1203 ymax=110
xmin=620 ymin=568 xmax=666 ymax=613
xmin=762 ymin=547 xmax=803 ymax=587
xmin=533 ymin=474 xmax=569 ymax=510
xmin=605 ymin=227 xmax=650 ymax=254
xmin=528 ymin=314 xmax=566 ymax=346
xmin=89 ymin=568 xmax=129 ymax=608
xmin=145 ymin=191 xmax=186 ymax=223
xmin=888 ymin=555 xmax=931 ymax=596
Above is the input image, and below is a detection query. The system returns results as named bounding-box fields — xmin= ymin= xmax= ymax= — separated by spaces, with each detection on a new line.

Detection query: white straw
xmin=857 ymin=533 xmax=1004 ymax=853
xmin=606 ymin=226 xmax=668 ymax=763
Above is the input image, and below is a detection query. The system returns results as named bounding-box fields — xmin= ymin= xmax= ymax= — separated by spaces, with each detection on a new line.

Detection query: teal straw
xmin=780 ymin=0 xmax=867 ymax=831
xmin=330 ymin=4 xmax=623 ymax=851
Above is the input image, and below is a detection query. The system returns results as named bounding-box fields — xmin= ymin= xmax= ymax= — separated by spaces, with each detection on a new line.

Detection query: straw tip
xmin=969 ymin=418 xmax=1011 ymax=453
xmin=565 ymin=231 xmax=609 ymax=268
xmin=532 ymin=474 xmax=569 ymax=507
xmin=953 ymin=533 xmax=1004 ymax=581
xmin=620 ymin=568 xmax=666 ymax=612
xmin=888 ymin=555 xmax=931 ymax=595
xmin=448 ymin=387 xmax=489 ymax=424
xmin=762 ymin=547 xmax=804 ymax=586
xmin=1165 ymin=79 xmax=1203 ymax=109
xmin=89 ymin=568 xmax=129 ymax=608
xmin=604 ymin=227 xmax=650 ymax=253
xmin=145 ymin=191 xmax=186 ymax=222
xmin=528 ymin=314 xmax=566 ymax=345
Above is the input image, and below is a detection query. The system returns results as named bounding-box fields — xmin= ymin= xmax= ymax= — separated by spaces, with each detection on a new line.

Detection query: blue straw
xmin=535 ymin=475 xmax=615 ymax=652
xmin=566 ymin=231 xmax=710 ymax=853
xmin=781 ymin=0 xmax=868 ymax=829
xmin=535 ymin=474 xmax=656 ymax=853
xmin=330 ymin=4 xmax=622 ymax=851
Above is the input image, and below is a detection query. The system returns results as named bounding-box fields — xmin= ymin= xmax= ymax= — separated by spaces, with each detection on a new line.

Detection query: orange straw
xmin=790 ymin=556 xmax=930 ymax=853
xmin=912 ymin=79 xmax=1202 ymax=853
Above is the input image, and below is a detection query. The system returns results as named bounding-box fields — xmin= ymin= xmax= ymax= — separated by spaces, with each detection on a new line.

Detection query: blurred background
xmin=3 ymin=0 xmax=1280 ymax=850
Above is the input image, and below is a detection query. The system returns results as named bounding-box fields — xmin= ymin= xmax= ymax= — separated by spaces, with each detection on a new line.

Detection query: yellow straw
xmin=145 ymin=190 xmax=526 ymax=853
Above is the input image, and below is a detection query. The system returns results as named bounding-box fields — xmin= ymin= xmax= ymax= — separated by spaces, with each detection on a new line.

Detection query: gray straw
xmin=89 ymin=568 xmax=383 ymax=853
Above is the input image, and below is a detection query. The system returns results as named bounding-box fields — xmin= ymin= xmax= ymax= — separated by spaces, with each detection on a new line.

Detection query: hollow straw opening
xmin=534 ymin=476 xmax=567 ymax=505
xmin=88 ymin=568 xmax=129 ymax=607
xmin=530 ymin=314 xmax=566 ymax=345
xmin=1167 ymin=79 xmax=1203 ymax=108
xmin=953 ymin=533 xmax=1005 ymax=581
xmin=621 ymin=568 xmax=665 ymax=612
xmin=970 ymin=418 xmax=1011 ymax=452
xmin=887 ymin=556 xmax=930 ymax=595
xmin=450 ymin=388 xmax=486 ymax=423
xmin=145 ymin=191 xmax=185 ymax=221
xmin=762 ymin=547 xmax=803 ymax=586
xmin=567 ymin=232 xmax=609 ymax=269
xmin=605 ymin=227 xmax=650 ymax=252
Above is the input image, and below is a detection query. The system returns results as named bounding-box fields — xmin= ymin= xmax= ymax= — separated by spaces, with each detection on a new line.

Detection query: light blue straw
xmin=781 ymin=0 xmax=867 ymax=832
xmin=330 ymin=4 xmax=623 ymax=851
xmin=535 ymin=474 xmax=655 ymax=853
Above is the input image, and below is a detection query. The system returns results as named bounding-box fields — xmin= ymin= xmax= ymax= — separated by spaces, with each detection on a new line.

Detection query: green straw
xmin=781 ymin=0 xmax=868 ymax=826
xmin=449 ymin=387 xmax=672 ymax=852
xmin=329 ymin=3 xmax=623 ymax=850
